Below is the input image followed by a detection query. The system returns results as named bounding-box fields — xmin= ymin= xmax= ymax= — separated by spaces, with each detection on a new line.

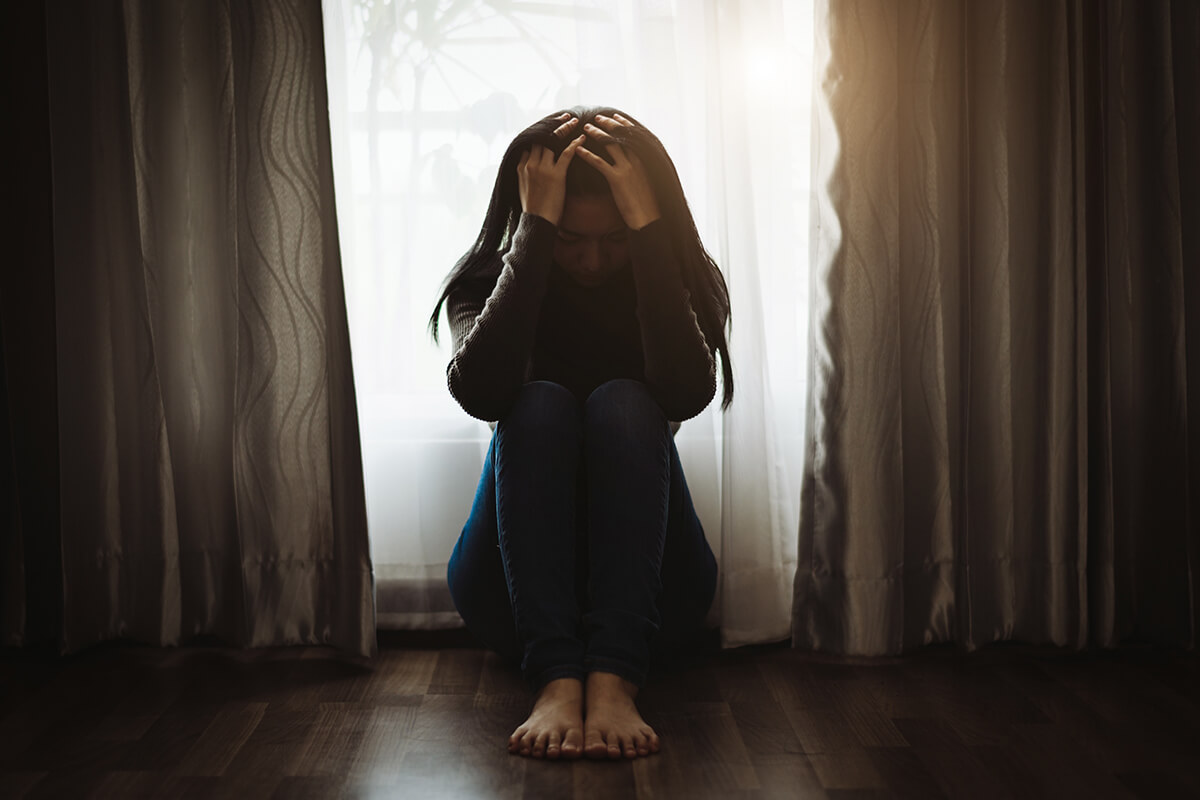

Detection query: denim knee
xmin=584 ymin=379 xmax=667 ymax=439
xmin=501 ymin=380 xmax=581 ymax=435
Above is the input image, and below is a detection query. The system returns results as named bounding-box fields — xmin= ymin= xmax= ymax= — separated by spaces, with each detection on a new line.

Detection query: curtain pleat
xmin=796 ymin=0 xmax=1198 ymax=654
xmin=20 ymin=0 xmax=376 ymax=657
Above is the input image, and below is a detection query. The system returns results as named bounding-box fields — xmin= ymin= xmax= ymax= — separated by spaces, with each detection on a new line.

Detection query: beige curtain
xmin=2 ymin=0 xmax=375 ymax=656
xmin=795 ymin=0 xmax=1199 ymax=654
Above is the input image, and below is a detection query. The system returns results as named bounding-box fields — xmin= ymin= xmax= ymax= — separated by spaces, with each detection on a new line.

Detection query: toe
xmin=519 ymin=731 xmax=536 ymax=757
xmin=632 ymin=731 xmax=649 ymax=756
xmin=606 ymin=733 xmax=622 ymax=760
xmin=584 ymin=728 xmax=608 ymax=759
xmin=532 ymin=731 xmax=549 ymax=758
xmin=508 ymin=727 xmax=525 ymax=754
xmin=647 ymin=730 xmax=661 ymax=753
xmin=546 ymin=730 xmax=562 ymax=760
xmin=619 ymin=734 xmax=636 ymax=759
xmin=562 ymin=728 xmax=584 ymax=759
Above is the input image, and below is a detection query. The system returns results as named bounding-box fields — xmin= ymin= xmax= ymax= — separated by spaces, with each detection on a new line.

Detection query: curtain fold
xmin=796 ymin=0 xmax=1199 ymax=654
xmin=2 ymin=0 xmax=375 ymax=656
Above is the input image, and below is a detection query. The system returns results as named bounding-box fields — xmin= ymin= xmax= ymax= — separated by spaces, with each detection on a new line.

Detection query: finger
xmin=555 ymin=134 xmax=587 ymax=168
xmin=517 ymin=149 xmax=531 ymax=172
xmin=609 ymin=112 xmax=636 ymax=127
xmin=536 ymin=143 xmax=556 ymax=168
xmin=583 ymin=121 xmax=620 ymax=144
xmin=620 ymin=145 xmax=645 ymax=171
xmin=592 ymin=113 xmax=630 ymax=132
xmin=553 ymin=116 xmax=579 ymax=138
xmin=575 ymin=145 xmax=614 ymax=174
xmin=604 ymin=140 xmax=629 ymax=168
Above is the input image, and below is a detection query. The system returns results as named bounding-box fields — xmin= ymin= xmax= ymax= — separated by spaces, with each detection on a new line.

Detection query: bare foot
xmin=508 ymin=677 xmax=585 ymax=759
xmin=583 ymin=671 xmax=660 ymax=759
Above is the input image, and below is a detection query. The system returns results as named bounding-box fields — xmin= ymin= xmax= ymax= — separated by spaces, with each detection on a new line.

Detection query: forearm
xmin=629 ymin=220 xmax=717 ymax=420
xmin=447 ymin=213 xmax=557 ymax=420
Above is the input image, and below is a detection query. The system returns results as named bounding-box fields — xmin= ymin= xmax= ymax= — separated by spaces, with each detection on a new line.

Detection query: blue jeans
xmin=446 ymin=379 xmax=718 ymax=690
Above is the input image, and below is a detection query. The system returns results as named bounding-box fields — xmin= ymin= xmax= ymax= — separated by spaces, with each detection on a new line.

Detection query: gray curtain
xmin=795 ymin=0 xmax=1199 ymax=654
xmin=1 ymin=0 xmax=376 ymax=657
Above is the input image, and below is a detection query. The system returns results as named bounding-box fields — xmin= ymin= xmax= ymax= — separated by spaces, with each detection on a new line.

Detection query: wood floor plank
xmin=522 ymin=761 xmax=575 ymax=799
xmin=833 ymin=676 xmax=908 ymax=747
xmin=573 ymin=759 xmax=637 ymax=800
xmin=23 ymin=770 xmax=113 ymax=799
xmin=1008 ymin=718 xmax=1144 ymax=797
xmin=472 ymin=692 xmax=529 ymax=747
xmin=992 ymin=659 xmax=1159 ymax=775
xmin=287 ymin=703 xmax=373 ymax=777
xmin=477 ymin=650 xmax=527 ymax=700
xmin=221 ymin=705 xmax=320 ymax=781
xmin=110 ymin=700 xmax=219 ymax=772
xmin=344 ymin=704 xmax=422 ymax=782
xmin=88 ymin=769 xmax=175 ymax=799
xmin=728 ymin=698 xmax=805 ymax=764
xmin=0 ymin=772 xmax=46 ymax=800
xmin=783 ymin=706 xmax=862 ymax=754
xmin=631 ymin=747 xmax=691 ymax=799
xmin=863 ymin=746 xmax=947 ymax=799
xmin=757 ymin=654 xmax=847 ymax=711
xmin=752 ymin=757 xmax=828 ymax=799
xmin=362 ymin=648 xmax=439 ymax=700
xmin=681 ymin=701 xmax=759 ymax=791
xmin=1115 ymin=768 xmax=1200 ymax=799
xmin=896 ymin=659 xmax=1016 ymax=747
xmin=806 ymin=751 xmax=888 ymax=791
xmin=2 ymin=642 xmax=1197 ymax=799
xmin=890 ymin=717 xmax=1010 ymax=800
xmin=174 ymin=701 xmax=266 ymax=777
xmin=392 ymin=736 xmax=525 ymax=799
xmin=269 ymin=775 xmax=345 ymax=799
xmin=408 ymin=693 xmax=480 ymax=743
xmin=427 ymin=649 xmax=485 ymax=696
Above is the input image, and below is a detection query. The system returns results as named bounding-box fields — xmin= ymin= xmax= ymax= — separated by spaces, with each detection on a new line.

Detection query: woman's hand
xmin=576 ymin=113 xmax=662 ymax=230
xmin=517 ymin=113 xmax=586 ymax=227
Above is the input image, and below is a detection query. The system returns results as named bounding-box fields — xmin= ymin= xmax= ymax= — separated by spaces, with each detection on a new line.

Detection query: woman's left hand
xmin=576 ymin=113 xmax=662 ymax=231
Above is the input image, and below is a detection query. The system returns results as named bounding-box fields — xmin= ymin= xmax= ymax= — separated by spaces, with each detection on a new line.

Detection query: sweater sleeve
xmin=445 ymin=213 xmax=557 ymax=421
xmin=628 ymin=218 xmax=718 ymax=421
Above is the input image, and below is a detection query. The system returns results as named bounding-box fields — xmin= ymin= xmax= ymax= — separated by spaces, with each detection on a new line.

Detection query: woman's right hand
xmin=517 ymin=113 xmax=586 ymax=227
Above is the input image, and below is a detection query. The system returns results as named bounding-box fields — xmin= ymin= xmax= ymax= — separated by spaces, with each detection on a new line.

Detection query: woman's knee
xmin=584 ymin=379 xmax=667 ymax=439
xmin=500 ymin=380 xmax=581 ymax=434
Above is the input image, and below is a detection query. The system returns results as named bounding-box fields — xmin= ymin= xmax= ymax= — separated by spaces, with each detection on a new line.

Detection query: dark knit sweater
xmin=445 ymin=212 xmax=716 ymax=433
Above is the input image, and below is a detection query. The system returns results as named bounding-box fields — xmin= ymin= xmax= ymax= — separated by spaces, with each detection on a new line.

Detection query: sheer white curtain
xmin=322 ymin=0 xmax=813 ymax=646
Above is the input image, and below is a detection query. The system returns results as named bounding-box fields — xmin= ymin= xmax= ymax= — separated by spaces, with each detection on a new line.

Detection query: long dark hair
xmin=428 ymin=105 xmax=734 ymax=411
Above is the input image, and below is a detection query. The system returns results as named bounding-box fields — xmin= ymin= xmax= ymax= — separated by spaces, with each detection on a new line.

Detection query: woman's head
xmin=430 ymin=106 xmax=734 ymax=411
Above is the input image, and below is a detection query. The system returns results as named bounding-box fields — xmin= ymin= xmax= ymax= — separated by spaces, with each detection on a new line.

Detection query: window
xmin=323 ymin=0 xmax=814 ymax=644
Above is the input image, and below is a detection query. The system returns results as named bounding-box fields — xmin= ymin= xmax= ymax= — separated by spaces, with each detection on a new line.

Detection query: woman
xmin=429 ymin=107 xmax=734 ymax=761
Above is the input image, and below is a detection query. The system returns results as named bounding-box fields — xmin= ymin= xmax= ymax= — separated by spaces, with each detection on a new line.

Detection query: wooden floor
xmin=1 ymin=634 xmax=1198 ymax=799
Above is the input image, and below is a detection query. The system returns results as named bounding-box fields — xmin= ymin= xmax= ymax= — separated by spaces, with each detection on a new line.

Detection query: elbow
xmin=447 ymin=366 xmax=513 ymax=422
xmin=651 ymin=369 xmax=717 ymax=422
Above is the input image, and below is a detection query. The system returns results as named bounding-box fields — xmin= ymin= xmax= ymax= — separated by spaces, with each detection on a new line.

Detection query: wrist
xmin=526 ymin=207 xmax=561 ymax=227
xmin=626 ymin=210 xmax=661 ymax=231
